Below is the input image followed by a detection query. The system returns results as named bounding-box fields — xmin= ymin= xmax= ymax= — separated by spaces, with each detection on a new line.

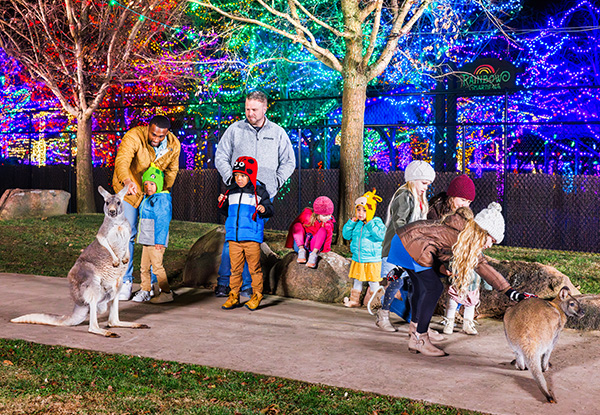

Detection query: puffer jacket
xmin=218 ymin=181 xmax=274 ymax=243
xmin=112 ymin=125 xmax=181 ymax=208
xmin=394 ymin=212 xmax=510 ymax=292
xmin=381 ymin=188 xmax=425 ymax=257
xmin=284 ymin=207 xmax=335 ymax=253
xmin=137 ymin=192 xmax=172 ymax=247
xmin=342 ymin=217 xmax=386 ymax=263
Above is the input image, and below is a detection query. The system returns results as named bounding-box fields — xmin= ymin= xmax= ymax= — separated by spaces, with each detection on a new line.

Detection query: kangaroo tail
xmin=528 ymin=356 xmax=556 ymax=403
xmin=11 ymin=305 xmax=88 ymax=327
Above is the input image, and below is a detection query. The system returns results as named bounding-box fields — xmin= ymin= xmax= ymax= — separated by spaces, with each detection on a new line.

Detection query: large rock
xmin=0 ymin=188 xmax=70 ymax=220
xmin=437 ymin=257 xmax=581 ymax=318
xmin=271 ymin=251 xmax=351 ymax=303
xmin=182 ymin=226 xmax=280 ymax=290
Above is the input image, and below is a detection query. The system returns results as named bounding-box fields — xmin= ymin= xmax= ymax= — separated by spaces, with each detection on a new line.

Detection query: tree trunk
xmin=76 ymin=115 xmax=95 ymax=213
xmin=337 ymin=74 xmax=367 ymax=240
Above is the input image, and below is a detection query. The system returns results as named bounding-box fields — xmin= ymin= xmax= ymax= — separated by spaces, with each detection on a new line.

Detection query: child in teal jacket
xmin=342 ymin=189 xmax=386 ymax=308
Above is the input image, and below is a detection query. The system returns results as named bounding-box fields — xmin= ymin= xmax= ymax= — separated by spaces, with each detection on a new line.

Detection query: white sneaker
xmin=149 ymin=291 xmax=174 ymax=304
xmin=118 ymin=280 xmax=133 ymax=301
xmin=132 ymin=290 xmax=152 ymax=303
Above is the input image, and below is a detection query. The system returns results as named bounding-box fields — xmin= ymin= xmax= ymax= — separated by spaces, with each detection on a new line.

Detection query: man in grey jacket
xmin=214 ymin=90 xmax=296 ymax=297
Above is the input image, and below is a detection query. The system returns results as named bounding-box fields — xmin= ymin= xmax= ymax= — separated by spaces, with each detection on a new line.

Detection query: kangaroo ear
xmin=117 ymin=186 xmax=128 ymax=198
xmin=98 ymin=186 xmax=109 ymax=199
xmin=558 ymin=286 xmax=570 ymax=301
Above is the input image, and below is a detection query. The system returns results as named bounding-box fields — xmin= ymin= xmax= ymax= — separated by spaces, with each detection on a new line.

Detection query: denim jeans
xmin=123 ymin=200 xmax=157 ymax=285
xmin=217 ymin=240 xmax=252 ymax=291
xmin=381 ymin=256 xmax=411 ymax=321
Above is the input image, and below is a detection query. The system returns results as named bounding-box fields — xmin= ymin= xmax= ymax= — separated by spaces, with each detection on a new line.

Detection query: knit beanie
xmin=231 ymin=156 xmax=260 ymax=220
xmin=313 ymin=196 xmax=334 ymax=216
xmin=474 ymin=202 xmax=505 ymax=244
xmin=404 ymin=160 xmax=436 ymax=183
xmin=142 ymin=163 xmax=164 ymax=193
xmin=355 ymin=189 xmax=383 ymax=222
xmin=447 ymin=175 xmax=476 ymax=201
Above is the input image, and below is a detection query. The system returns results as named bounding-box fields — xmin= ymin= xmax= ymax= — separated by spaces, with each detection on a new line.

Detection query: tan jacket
xmin=112 ymin=125 xmax=181 ymax=208
xmin=396 ymin=213 xmax=510 ymax=293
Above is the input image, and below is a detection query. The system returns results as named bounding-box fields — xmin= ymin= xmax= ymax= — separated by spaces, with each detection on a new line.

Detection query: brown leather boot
xmin=221 ymin=292 xmax=240 ymax=309
xmin=244 ymin=293 xmax=263 ymax=311
xmin=408 ymin=332 xmax=448 ymax=357
xmin=343 ymin=289 xmax=361 ymax=308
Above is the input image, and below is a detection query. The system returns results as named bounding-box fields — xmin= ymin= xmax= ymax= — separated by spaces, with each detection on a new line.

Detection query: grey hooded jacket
xmin=215 ymin=118 xmax=296 ymax=198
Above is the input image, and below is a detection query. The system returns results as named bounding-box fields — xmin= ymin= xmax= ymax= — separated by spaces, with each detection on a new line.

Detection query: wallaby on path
xmin=11 ymin=186 xmax=150 ymax=337
xmin=503 ymin=286 xmax=584 ymax=403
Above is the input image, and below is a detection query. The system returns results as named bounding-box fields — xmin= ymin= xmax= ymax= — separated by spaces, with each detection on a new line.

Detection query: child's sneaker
xmin=297 ymin=247 xmax=307 ymax=264
xmin=245 ymin=293 xmax=263 ymax=311
xmin=306 ymin=251 xmax=319 ymax=268
xmin=132 ymin=290 xmax=151 ymax=303
xmin=222 ymin=292 xmax=240 ymax=309
xmin=149 ymin=291 xmax=174 ymax=304
xmin=118 ymin=280 xmax=133 ymax=301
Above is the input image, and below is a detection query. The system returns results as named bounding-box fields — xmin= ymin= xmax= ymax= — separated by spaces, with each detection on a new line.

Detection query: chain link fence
xmin=1 ymin=87 xmax=599 ymax=252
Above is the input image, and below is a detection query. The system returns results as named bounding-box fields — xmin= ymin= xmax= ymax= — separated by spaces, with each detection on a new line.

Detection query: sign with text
xmin=455 ymin=58 xmax=521 ymax=92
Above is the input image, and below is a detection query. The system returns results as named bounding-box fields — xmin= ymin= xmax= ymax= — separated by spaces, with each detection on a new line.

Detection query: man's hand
xmin=123 ymin=178 xmax=138 ymax=196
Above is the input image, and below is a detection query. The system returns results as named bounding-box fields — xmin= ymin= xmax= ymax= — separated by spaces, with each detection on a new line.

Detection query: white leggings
xmin=446 ymin=297 xmax=475 ymax=321
xmin=353 ymin=278 xmax=381 ymax=292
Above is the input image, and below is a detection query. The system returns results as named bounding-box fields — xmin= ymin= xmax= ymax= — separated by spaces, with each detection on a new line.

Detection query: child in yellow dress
xmin=342 ymin=190 xmax=386 ymax=307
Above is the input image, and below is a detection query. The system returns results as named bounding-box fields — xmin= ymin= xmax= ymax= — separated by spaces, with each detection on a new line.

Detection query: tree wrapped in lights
xmin=0 ymin=0 xmax=198 ymax=212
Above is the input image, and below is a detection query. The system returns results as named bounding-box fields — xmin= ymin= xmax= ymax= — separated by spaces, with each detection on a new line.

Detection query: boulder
xmin=436 ymin=257 xmax=581 ymax=318
xmin=271 ymin=251 xmax=351 ymax=303
xmin=0 ymin=188 xmax=70 ymax=220
xmin=182 ymin=226 xmax=280 ymax=290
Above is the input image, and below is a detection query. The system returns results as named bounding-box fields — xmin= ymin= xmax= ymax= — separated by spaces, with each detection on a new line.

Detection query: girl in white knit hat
xmin=372 ymin=160 xmax=443 ymax=342
xmin=443 ymin=202 xmax=505 ymax=335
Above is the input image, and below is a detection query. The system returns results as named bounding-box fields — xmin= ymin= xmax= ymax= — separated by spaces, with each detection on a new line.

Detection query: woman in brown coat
xmin=387 ymin=203 xmax=531 ymax=356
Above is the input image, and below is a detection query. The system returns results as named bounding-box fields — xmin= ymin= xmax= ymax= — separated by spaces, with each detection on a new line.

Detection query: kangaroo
xmin=11 ymin=186 xmax=150 ymax=337
xmin=503 ymin=286 xmax=584 ymax=403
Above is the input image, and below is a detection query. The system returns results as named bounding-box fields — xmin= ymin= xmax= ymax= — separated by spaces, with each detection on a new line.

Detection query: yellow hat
xmin=354 ymin=189 xmax=382 ymax=222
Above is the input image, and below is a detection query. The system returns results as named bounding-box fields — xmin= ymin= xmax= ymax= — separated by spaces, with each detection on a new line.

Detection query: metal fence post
xmin=297 ymin=127 xmax=302 ymax=215
xmin=461 ymin=124 xmax=466 ymax=174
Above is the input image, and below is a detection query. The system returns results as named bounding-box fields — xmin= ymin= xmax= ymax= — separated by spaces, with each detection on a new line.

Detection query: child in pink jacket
xmin=285 ymin=196 xmax=335 ymax=268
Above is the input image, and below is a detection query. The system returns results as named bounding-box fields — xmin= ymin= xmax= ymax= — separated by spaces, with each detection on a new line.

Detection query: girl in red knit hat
xmin=285 ymin=196 xmax=335 ymax=268
xmin=428 ymin=174 xmax=475 ymax=220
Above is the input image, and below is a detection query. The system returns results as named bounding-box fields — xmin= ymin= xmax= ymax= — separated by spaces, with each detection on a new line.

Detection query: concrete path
xmin=2 ymin=273 xmax=599 ymax=415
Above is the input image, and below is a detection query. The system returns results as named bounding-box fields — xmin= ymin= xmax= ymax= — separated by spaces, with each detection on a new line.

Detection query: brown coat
xmin=396 ymin=213 xmax=511 ymax=292
xmin=112 ymin=126 xmax=181 ymax=208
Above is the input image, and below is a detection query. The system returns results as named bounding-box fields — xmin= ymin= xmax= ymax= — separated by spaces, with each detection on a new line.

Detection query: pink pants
xmin=291 ymin=222 xmax=327 ymax=251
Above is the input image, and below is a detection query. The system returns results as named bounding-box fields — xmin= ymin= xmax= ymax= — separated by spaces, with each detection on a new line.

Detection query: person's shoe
xmin=297 ymin=247 xmax=307 ymax=264
xmin=367 ymin=286 xmax=385 ymax=315
xmin=214 ymin=284 xmax=230 ymax=298
xmin=376 ymin=309 xmax=397 ymax=332
xmin=244 ymin=293 xmax=263 ymax=311
xmin=428 ymin=328 xmax=445 ymax=342
xmin=408 ymin=332 xmax=448 ymax=357
xmin=239 ymin=288 xmax=253 ymax=298
xmin=150 ymin=283 xmax=160 ymax=297
xmin=149 ymin=291 xmax=174 ymax=304
xmin=118 ymin=280 xmax=133 ymax=301
xmin=442 ymin=317 xmax=455 ymax=335
xmin=343 ymin=289 xmax=361 ymax=308
xmin=222 ymin=292 xmax=240 ymax=309
xmin=306 ymin=251 xmax=319 ymax=268
xmin=132 ymin=290 xmax=152 ymax=303
xmin=463 ymin=319 xmax=478 ymax=335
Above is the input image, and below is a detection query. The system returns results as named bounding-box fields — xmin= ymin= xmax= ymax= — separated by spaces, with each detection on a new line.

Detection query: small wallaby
xmin=503 ymin=286 xmax=584 ymax=403
xmin=11 ymin=186 xmax=150 ymax=337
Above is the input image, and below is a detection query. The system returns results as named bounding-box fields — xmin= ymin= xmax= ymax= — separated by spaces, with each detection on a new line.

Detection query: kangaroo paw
xmin=122 ymin=256 xmax=129 ymax=264
xmin=135 ymin=324 xmax=151 ymax=329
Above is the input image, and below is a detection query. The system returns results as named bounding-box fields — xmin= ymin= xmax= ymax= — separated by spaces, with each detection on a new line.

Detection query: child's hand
xmin=218 ymin=194 xmax=226 ymax=203
xmin=256 ymin=204 xmax=265 ymax=213
xmin=351 ymin=216 xmax=358 ymax=222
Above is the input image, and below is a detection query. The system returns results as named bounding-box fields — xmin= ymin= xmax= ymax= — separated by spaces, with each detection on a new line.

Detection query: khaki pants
xmin=229 ymin=241 xmax=263 ymax=295
xmin=140 ymin=245 xmax=170 ymax=293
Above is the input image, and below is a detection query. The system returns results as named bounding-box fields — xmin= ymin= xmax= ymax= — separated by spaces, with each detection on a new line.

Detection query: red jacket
xmin=285 ymin=207 xmax=335 ymax=253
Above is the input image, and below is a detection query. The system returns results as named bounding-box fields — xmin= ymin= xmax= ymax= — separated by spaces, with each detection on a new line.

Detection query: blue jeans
xmin=217 ymin=241 xmax=252 ymax=291
xmin=381 ymin=257 xmax=411 ymax=322
xmin=123 ymin=200 xmax=157 ymax=284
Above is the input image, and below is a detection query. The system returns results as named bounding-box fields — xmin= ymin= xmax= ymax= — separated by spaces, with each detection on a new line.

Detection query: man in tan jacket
xmin=112 ymin=115 xmax=181 ymax=300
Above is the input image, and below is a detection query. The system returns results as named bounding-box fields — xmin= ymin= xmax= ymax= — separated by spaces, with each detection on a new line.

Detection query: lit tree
xmin=0 ymin=0 xmax=192 ymax=212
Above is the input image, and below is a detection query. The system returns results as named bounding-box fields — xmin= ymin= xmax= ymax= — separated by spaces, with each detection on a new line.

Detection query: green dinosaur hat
xmin=142 ymin=163 xmax=164 ymax=193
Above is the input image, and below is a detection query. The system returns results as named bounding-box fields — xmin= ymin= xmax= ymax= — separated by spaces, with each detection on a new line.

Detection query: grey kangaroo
xmin=503 ymin=286 xmax=584 ymax=403
xmin=11 ymin=186 xmax=149 ymax=337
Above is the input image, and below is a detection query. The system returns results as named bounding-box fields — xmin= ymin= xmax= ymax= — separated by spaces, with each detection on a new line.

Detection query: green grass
xmin=0 ymin=339 xmax=484 ymax=415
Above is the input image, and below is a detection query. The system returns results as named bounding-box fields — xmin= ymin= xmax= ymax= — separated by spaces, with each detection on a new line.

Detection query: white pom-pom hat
xmin=474 ymin=202 xmax=505 ymax=244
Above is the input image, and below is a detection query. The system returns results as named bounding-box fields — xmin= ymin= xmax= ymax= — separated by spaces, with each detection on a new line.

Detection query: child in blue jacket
xmin=218 ymin=156 xmax=274 ymax=311
xmin=342 ymin=189 xmax=386 ymax=308
xmin=132 ymin=164 xmax=174 ymax=304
